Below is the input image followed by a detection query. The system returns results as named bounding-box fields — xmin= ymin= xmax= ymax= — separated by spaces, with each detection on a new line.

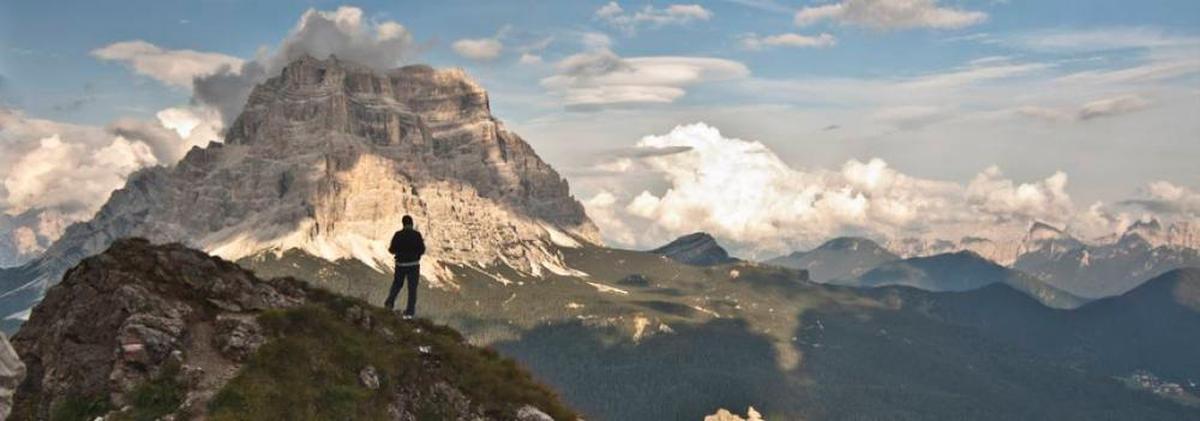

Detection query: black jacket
xmin=388 ymin=228 xmax=426 ymax=264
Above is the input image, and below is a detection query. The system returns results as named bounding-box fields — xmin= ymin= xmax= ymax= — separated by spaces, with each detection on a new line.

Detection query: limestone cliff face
xmin=35 ymin=55 xmax=598 ymax=287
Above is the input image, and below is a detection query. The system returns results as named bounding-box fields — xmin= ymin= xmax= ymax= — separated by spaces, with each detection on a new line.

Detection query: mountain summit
xmin=650 ymin=232 xmax=737 ymax=266
xmin=3 ymin=56 xmax=600 ymax=323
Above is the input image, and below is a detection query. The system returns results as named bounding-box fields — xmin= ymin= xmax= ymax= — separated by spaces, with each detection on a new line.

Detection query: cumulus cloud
xmin=191 ymin=6 xmax=419 ymax=124
xmin=740 ymin=33 xmax=837 ymax=50
xmin=541 ymin=49 xmax=748 ymax=108
xmin=1121 ymin=181 xmax=1200 ymax=217
xmin=595 ymin=2 xmax=713 ymax=34
xmin=795 ymin=0 xmax=986 ymax=30
xmin=452 ymin=38 xmax=503 ymax=61
xmin=580 ymin=122 xmax=1144 ymax=256
xmin=0 ymin=105 xmax=218 ymax=223
xmin=91 ymin=40 xmax=244 ymax=89
xmin=0 ymin=109 xmax=163 ymax=218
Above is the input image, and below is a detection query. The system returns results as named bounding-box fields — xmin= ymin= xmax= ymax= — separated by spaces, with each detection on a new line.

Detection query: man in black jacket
xmin=386 ymin=215 xmax=425 ymax=318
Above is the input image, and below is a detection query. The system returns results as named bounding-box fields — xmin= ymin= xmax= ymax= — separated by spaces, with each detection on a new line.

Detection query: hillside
xmin=869 ymin=268 xmax=1200 ymax=384
xmin=244 ymin=242 xmax=1197 ymax=420
xmin=9 ymin=238 xmax=574 ymax=420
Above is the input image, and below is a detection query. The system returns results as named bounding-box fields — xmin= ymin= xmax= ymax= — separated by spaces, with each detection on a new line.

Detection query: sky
xmin=1 ymin=0 xmax=1199 ymax=257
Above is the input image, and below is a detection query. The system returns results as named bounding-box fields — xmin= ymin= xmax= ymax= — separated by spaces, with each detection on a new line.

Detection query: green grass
xmin=207 ymin=290 xmax=578 ymax=420
xmin=48 ymin=396 xmax=111 ymax=421
xmin=110 ymin=363 xmax=186 ymax=421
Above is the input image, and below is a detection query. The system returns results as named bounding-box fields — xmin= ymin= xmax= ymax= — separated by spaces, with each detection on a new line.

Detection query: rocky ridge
xmin=10 ymin=238 xmax=574 ymax=420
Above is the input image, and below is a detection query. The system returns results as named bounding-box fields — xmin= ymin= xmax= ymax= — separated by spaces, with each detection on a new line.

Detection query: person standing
xmin=386 ymin=215 xmax=425 ymax=319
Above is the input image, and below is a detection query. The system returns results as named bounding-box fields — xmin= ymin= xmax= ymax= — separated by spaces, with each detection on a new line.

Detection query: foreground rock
xmin=0 ymin=332 xmax=23 ymax=419
xmin=10 ymin=238 xmax=575 ymax=420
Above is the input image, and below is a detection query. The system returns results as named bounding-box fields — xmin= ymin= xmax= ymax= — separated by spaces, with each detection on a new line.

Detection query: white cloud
xmin=192 ymin=6 xmax=418 ymax=124
xmin=740 ymin=33 xmax=837 ymax=50
xmin=900 ymin=59 xmax=1049 ymax=89
xmin=1123 ymin=181 xmax=1200 ymax=217
xmin=91 ymin=40 xmax=244 ymax=89
xmin=596 ymin=2 xmax=713 ymax=34
xmin=0 ymin=105 xmax=220 ymax=222
xmin=541 ymin=49 xmax=749 ymax=108
xmin=578 ymin=122 xmax=1168 ymax=256
xmin=452 ymin=38 xmax=504 ymax=61
xmin=795 ymin=0 xmax=986 ymax=30
xmin=1005 ymin=27 xmax=1200 ymax=53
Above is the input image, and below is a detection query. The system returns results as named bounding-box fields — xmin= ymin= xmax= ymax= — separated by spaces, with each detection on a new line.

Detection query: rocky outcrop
xmin=704 ymin=407 xmax=763 ymax=421
xmin=9 ymin=238 xmax=575 ymax=420
xmin=651 ymin=233 xmax=737 ymax=266
xmin=17 ymin=55 xmax=597 ymax=308
xmin=10 ymin=238 xmax=307 ymax=419
xmin=0 ymin=332 xmax=23 ymax=420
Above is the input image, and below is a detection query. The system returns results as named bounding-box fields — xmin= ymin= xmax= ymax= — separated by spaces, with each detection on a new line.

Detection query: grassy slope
xmin=241 ymin=246 xmax=1200 ymax=420
xmin=207 ymin=288 xmax=577 ymax=420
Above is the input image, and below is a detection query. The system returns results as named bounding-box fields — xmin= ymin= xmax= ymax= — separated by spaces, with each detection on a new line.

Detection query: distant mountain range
xmin=766 ymin=237 xmax=898 ymax=283
xmin=1014 ymin=221 xmax=1200 ymax=299
xmin=767 ymin=219 xmax=1200 ymax=303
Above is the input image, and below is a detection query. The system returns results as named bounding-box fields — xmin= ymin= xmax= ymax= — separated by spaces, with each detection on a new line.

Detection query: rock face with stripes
xmin=17 ymin=55 xmax=598 ymax=306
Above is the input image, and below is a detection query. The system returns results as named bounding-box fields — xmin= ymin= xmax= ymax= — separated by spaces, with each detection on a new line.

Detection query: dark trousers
xmin=385 ymin=265 xmax=420 ymax=315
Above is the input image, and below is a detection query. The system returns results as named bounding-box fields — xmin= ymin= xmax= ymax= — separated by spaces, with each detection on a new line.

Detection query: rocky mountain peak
xmin=1122 ymin=218 xmax=1164 ymax=245
xmin=23 ymin=56 xmax=598 ymax=300
xmin=1017 ymin=221 xmax=1083 ymax=259
xmin=817 ymin=237 xmax=887 ymax=253
xmin=651 ymin=232 xmax=737 ymax=266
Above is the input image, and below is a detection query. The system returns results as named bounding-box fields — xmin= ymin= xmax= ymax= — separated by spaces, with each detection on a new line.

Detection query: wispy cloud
xmin=795 ymin=0 xmax=987 ymax=30
xmin=595 ymin=2 xmax=713 ymax=34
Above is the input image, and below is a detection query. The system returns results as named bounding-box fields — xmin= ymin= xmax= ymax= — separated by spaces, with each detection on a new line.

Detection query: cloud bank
xmin=582 ymin=122 xmax=1182 ymax=257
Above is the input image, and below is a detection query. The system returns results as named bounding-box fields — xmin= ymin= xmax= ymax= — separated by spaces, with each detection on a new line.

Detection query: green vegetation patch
xmin=208 ymin=291 xmax=577 ymax=421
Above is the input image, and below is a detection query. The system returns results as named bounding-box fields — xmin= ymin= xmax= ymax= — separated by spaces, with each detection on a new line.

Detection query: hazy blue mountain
xmin=766 ymin=237 xmax=899 ymax=283
xmin=1015 ymin=225 xmax=1200 ymax=299
xmin=842 ymin=251 xmax=1085 ymax=309
xmin=869 ymin=268 xmax=1200 ymax=389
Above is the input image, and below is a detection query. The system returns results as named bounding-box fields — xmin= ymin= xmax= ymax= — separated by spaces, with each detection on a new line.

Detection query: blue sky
xmin=2 ymin=0 xmax=1199 ymax=254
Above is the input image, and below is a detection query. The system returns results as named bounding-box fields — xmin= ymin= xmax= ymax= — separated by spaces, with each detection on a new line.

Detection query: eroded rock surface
xmin=9 ymin=238 xmax=576 ymax=420
xmin=31 ymin=55 xmax=598 ymax=294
